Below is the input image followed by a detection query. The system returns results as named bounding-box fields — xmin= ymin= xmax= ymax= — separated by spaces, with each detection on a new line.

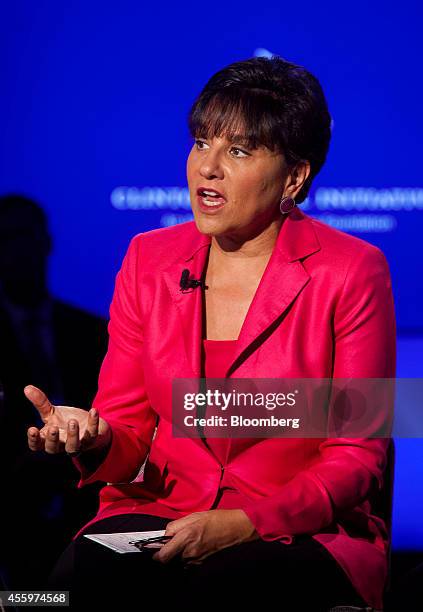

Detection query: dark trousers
xmin=46 ymin=513 xmax=367 ymax=611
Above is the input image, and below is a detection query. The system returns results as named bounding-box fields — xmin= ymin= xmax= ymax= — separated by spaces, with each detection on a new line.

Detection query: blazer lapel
xmin=163 ymin=235 xmax=211 ymax=379
xmin=233 ymin=208 xmax=320 ymax=370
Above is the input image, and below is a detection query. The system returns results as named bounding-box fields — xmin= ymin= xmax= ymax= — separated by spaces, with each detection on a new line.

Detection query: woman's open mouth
xmin=196 ymin=187 xmax=226 ymax=212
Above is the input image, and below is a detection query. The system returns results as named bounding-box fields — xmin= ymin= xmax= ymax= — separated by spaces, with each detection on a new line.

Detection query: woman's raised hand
xmin=24 ymin=384 xmax=111 ymax=455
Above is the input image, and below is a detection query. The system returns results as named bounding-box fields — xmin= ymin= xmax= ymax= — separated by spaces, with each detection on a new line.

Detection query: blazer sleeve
xmin=72 ymin=235 xmax=157 ymax=488
xmin=241 ymin=245 xmax=397 ymax=541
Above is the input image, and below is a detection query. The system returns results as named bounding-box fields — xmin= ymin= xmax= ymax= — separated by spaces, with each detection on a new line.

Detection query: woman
xmin=25 ymin=56 xmax=395 ymax=611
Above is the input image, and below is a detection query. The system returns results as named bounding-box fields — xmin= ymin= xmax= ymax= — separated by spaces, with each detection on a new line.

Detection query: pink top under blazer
xmin=72 ymin=208 xmax=396 ymax=610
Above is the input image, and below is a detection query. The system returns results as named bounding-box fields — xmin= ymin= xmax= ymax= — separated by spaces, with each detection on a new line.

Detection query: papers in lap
xmin=84 ymin=530 xmax=167 ymax=553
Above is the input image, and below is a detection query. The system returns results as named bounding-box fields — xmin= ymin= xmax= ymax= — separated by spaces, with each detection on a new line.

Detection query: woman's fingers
xmin=86 ymin=408 xmax=99 ymax=438
xmin=80 ymin=408 xmax=99 ymax=448
xmin=27 ymin=427 xmax=44 ymax=452
xmin=65 ymin=420 xmax=81 ymax=454
xmin=152 ymin=529 xmax=189 ymax=564
xmin=25 ymin=401 xmax=100 ymax=455
xmin=65 ymin=409 xmax=98 ymax=454
xmin=44 ymin=426 xmax=62 ymax=454
xmin=23 ymin=385 xmax=55 ymax=423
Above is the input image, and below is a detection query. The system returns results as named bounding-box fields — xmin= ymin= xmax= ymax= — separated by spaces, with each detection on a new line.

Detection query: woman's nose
xmin=199 ymin=151 xmax=224 ymax=180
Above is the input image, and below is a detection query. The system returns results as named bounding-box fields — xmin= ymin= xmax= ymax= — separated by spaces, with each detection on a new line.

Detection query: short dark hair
xmin=187 ymin=56 xmax=332 ymax=204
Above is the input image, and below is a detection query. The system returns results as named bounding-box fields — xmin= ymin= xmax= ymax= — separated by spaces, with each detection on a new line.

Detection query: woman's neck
xmin=207 ymin=216 xmax=285 ymax=280
xmin=211 ymin=215 xmax=284 ymax=259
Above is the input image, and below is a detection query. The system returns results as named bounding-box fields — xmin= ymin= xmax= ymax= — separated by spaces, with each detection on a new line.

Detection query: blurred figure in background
xmin=0 ymin=194 xmax=108 ymax=589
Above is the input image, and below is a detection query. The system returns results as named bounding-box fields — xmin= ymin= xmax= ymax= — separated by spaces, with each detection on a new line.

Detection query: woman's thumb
xmin=23 ymin=385 xmax=55 ymax=422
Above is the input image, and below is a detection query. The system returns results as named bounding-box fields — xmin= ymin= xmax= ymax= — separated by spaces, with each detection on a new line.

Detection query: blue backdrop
xmin=1 ymin=0 xmax=422 ymax=550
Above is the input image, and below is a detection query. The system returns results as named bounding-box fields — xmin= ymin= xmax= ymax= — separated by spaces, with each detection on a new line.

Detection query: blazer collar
xmin=179 ymin=206 xmax=320 ymax=264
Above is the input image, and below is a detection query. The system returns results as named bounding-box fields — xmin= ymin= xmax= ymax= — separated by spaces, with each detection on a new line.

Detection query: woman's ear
xmin=285 ymin=160 xmax=311 ymax=200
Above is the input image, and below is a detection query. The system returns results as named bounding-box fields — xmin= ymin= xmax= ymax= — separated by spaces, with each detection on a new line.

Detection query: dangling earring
xmin=279 ymin=196 xmax=297 ymax=215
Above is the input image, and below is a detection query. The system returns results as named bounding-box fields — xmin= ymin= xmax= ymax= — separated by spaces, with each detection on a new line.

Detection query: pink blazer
xmin=72 ymin=208 xmax=396 ymax=610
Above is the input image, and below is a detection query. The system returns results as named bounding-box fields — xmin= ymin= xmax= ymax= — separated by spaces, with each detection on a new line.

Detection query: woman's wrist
xmin=233 ymin=509 xmax=261 ymax=542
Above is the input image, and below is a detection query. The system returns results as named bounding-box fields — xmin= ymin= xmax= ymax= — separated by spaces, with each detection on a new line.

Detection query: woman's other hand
xmin=152 ymin=509 xmax=260 ymax=565
xmin=24 ymin=384 xmax=111 ymax=455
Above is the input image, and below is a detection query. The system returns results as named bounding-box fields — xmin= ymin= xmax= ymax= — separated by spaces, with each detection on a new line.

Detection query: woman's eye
xmin=193 ymin=140 xmax=249 ymax=157
xmin=194 ymin=139 xmax=208 ymax=150
xmin=230 ymin=147 xmax=249 ymax=158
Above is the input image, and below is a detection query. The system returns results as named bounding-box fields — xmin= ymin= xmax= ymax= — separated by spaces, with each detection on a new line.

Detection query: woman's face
xmin=186 ymin=132 xmax=292 ymax=239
